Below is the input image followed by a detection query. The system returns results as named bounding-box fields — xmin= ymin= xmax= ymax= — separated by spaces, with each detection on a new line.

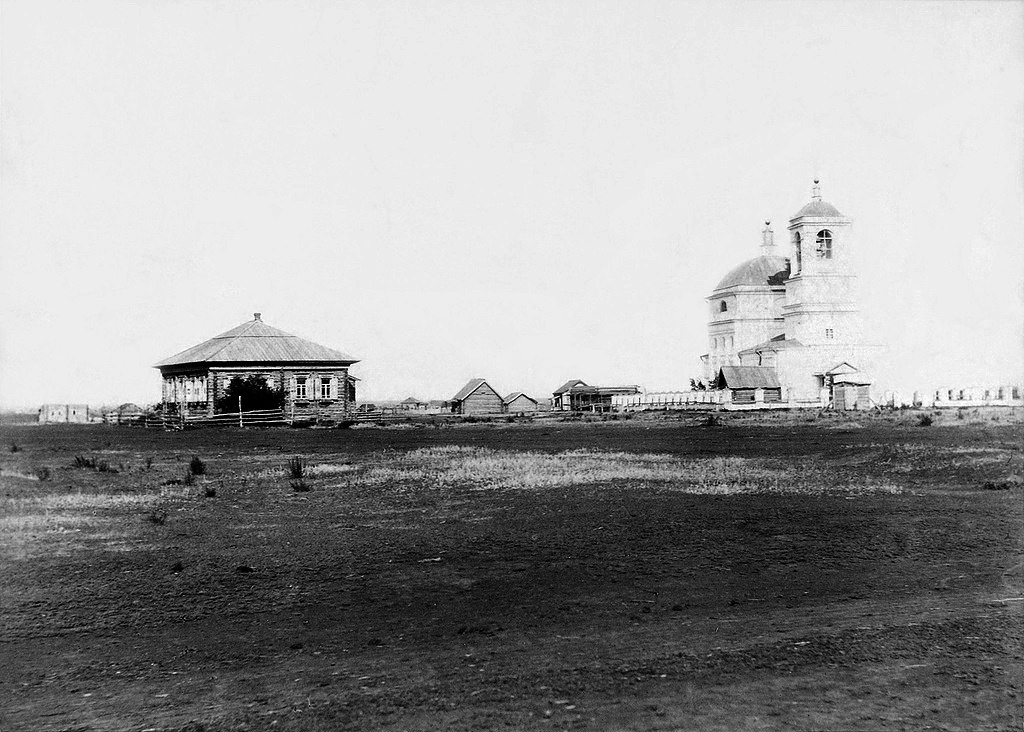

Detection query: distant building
xmin=39 ymin=404 xmax=89 ymax=424
xmin=552 ymin=379 xmax=641 ymax=412
xmin=503 ymin=392 xmax=538 ymax=414
xmin=154 ymin=313 xmax=359 ymax=418
xmin=399 ymin=397 xmax=428 ymax=410
xmin=449 ymin=379 xmax=504 ymax=415
xmin=702 ymin=182 xmax=884 ymax=408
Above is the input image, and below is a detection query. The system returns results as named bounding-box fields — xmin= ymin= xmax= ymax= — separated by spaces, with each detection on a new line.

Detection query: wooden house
xmin=449 ymin=379 xmax=503 ymax=415
xmin=154 ymin=313 xmax=359 ymax=419
xmin=503 ymin=392 xmax=538 ymax=414
xmin=552 ymin=379 xmax=641 ymax=412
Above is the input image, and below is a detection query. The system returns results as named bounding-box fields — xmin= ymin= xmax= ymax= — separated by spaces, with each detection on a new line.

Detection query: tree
xmin=689 ymin=378 xmax=707 ymax=391
xmin=216 ymin=375 xmax=285 ymax=413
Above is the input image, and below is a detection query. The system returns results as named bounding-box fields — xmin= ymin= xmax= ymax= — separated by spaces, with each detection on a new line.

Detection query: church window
xmin=816 ymin=229 xmax=833 ymax=259
xmin=825 ymin=328 xmax=834 ymax=339
xmin=728 ymin=336 xmax=733 ymax=349
xmin=793 ymin=231 xmax=802 ymax=270
xmin=719 ymin=300 xmax=728 ymax=312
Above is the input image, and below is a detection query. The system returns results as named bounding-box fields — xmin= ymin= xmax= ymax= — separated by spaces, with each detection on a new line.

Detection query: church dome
xmin=792 ymin=198 xmax=842 ymax=218
xmin=713 ymin=254 xmax=790 ymax=291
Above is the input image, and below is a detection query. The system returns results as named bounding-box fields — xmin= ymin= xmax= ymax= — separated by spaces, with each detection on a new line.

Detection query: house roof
xmin=503 ymin=392 xmax=537 ymax=405
xmin=451 ymin=378 xmax=496 ymax=402
xmin=738 ymin=334 xmax=804 ymax=355
xmin=553 ymin=379 xmax=587 ymax=395
xmin=155 ymin=314 xmax=357 ymax=368
xmin=716 ymin=366 xmax=781 ymax=389
xmin=713 ymin=255 xmax=790 ymax=291
xmin=566 ymin=385 xmax=642 ymax=396
xmin=400 ymin=397 xmax=425 ymax=404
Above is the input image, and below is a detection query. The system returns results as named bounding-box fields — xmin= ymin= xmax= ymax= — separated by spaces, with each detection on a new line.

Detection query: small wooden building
xmin=39 ymin=404 xmax=89 ymax=424
xmin=154 ymin=313 xmax=359 ymax=419
xmin=503 ymin=392 xmax=538 ymax=414
xmin=552 ymin=379 xmax=642 ymax=412
xmin=449 ymin=379 xmax=503 ymax=415
xmin=714 ymin=366 xmax=782 ymax=404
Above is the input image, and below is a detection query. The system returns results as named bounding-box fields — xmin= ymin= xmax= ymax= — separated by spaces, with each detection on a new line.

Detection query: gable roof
xmin=553 ymin=379 xmax=587 ymax=395
xmin=716 ymin=366 xmax=781 ymax=389
xmin=155 ymin=315 xmax=357 ymax=368
xmin=503 ymin=392 xmax=537 ymax=405
xmin=451 ymin=378 xmax=498 ymax=402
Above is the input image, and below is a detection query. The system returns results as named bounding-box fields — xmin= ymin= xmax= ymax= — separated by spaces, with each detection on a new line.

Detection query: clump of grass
xmin=703 ymin=413 xmax=721 ymax=427
xmin=144 ymin=456 xmax=154 ymax=471
xmin=35 ymin=467 xmax=51 ymax=482
xmin=287 ymin=457 xmax=307 ymax=480
xmin=74 ymin=455 xmax=97 ymax=469
xmin=146 ymin=510 xmax=167 ymax=525
xmin=917 ymin=414 xmax=933 ymax=427
xmin=291 ymin=479 xmax=312 ymax=492
xmin=96 ymin=460 xmax=116 ymax=473
xmin=10 ymin=442 xmax=20 ymax=453
xmin=183 ymin=470 xmax=195 ymax=486
xmin=204 ymin=482 xmax=217 ymax=498
xmin=189 ymin=456 xmax=206 ymax=476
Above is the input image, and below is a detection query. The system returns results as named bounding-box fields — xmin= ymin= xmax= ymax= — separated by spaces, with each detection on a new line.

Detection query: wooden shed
xmin=714 ymin=366 xmax=782 ymax=404
xmin=503 ymin=392 xmax=538 ymax=414
xmin=449 ymin=379 xmax=504 ymax=415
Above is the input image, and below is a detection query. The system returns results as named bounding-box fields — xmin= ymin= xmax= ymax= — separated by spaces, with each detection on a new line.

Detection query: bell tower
xmin=783 ymin=181 xmax=862 ymax=345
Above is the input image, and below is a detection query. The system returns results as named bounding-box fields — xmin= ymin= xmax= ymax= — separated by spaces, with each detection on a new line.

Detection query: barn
xmin=449 ymin=379 xmax=503 ymax=415
xmin=714 ymin=366 xmax=782 ymax=405
xmin=154 ymin=313 xmax=358 ymax=419
xmin=503 ymin=392 xmax=538 ymax=414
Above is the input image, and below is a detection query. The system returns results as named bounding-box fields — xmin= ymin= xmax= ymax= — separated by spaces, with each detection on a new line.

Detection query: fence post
xmin=239 ymin=396 xmax=244 ymax=428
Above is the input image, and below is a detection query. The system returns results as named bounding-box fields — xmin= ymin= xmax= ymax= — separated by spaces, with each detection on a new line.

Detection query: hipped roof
xmin=155 ymin=316 xmax=357 ymax=369
xmin=716 ymin=366 xmax=781 ymax=389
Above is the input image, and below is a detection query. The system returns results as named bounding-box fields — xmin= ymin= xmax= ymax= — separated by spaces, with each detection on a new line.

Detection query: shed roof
xmin=716 ymin=366 xmax=781 ymax=389
xmin=451 ymin=378 xmax=496 ymax=402
xmin=503 ymin=392 xmax=537 ymax=405
xmin=155 ymin=315 xmax=357 ymax=369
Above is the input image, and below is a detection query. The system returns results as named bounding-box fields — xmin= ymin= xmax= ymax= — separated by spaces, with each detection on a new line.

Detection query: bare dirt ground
xmin=1 ymin=411 xmax=1022 ymax=731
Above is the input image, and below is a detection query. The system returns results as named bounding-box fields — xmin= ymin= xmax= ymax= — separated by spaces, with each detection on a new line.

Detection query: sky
xmin=1 ymin=0 xmax=1022 ymax=408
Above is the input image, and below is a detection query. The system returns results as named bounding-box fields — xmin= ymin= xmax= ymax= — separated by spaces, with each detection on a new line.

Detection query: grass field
xmin=1 ymin=412 xmax=1022 ymax=731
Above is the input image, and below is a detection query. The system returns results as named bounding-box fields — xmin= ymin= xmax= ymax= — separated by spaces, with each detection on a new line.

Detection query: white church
xmin=701 ymin=181 xmax=884 ymax=409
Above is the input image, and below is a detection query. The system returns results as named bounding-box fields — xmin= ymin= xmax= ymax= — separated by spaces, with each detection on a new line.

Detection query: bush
xmin=96 ymin=460 xmax=116 ymax=473
xmin=144 ymin=456 xmax=154 ymax=471
xmin=10 ymin=442 xmax=20 ymax=453
xmin=74 ymin=455 xmax=97 ymax=469
xmin=917 ymin=414 xmax=933 ymax=427
xmin=146 ymin=510 xmax=167 ymax=525
xmin=287 ymin=457 xmax=307 ymax=480
xmin=703 ymin=413 xmax=721 ymax=427
xmin=215 ymin=374 xmax=285 ymax=413
xmin=204 ymin=482 xmax=217 ymax=498
xmin=183 ymin=469 xmax=195 ymax=486
xmin=291 ymin=479 xmax=311 ymax=492
xmin=189 ymin=456 xmax=206 ymax=476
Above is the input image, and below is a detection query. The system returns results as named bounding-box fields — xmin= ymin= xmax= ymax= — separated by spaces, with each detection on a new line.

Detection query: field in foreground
xmin=1 ymin=415 xmax=1022 ymax=731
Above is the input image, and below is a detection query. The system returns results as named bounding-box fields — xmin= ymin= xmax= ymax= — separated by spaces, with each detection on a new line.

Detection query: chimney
xmin=760 ymin=220 xmax=775 ymax=253
xmin=253 ymin=312 xmax=262 ymax=321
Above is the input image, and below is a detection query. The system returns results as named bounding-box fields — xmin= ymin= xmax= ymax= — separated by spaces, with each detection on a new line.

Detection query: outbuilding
xmin=449 ymin=379 xmax=503 ymax=415
xmin=503 ymin=392 xmax=538 ymax=414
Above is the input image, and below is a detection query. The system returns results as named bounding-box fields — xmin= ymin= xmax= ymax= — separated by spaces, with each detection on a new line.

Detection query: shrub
xmin=183 ymin=469 xmax=195 ymax=486
xmin=96 ymin=460 xmax=116 ymax=473
xmin=189 ymin=456 xmax=206 ymax=476
xmin=703 ymin=413 xmax=721 ymax=427
xmin=74 ymin=455 xmax=97 ymax=469
xmin=10 ymin=442 xmax=20 ymax=453
xmin=204 ymin=482 xmax=217 ymax=498
xmin=291 ymin=479 xmax=311 ymax=492
xmin=35 ymin=467 xmax=51 ymax=481
xmin=144 ymin=456 xmax=154 ymax=471
xmin=146 ymin=510 xmax=167 ymax=525
xmin=287 ymin=457 xmax=307 ymax=480
xmin=917 ymin=414 xmax=933 ymax=427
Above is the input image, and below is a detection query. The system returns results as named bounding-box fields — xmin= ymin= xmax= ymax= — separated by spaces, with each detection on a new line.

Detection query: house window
xmin=816 ymin=229 xmax=833 ymax=259
xmin=719 ymin=300 xmax=728 ymax=312
xmin=295 ymin=377 xmax=307 ymax=399
xmin=825 ymin=328 xmax=834 ymax=339
xmin=320 ymin=376 xmax=332 ymax=399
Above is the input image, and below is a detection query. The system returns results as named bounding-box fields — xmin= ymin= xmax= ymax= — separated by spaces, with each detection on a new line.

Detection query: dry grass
xmin=344 ymin=446 xmax=905 ymax=495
